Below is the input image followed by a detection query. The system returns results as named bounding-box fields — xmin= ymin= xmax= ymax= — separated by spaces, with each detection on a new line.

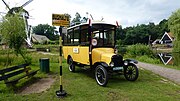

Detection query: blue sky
xmin=0 ymin=0 xmax=180 ymax=27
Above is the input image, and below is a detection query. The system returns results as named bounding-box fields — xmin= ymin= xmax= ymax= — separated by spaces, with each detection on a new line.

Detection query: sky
xmin=0 ymin=0 xmax=180 ymax=28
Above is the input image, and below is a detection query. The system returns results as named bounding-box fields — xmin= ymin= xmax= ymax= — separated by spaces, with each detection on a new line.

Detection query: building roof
xmin=152 ymin=39 xmax=160 ymax=45
xmin=159 ymin=32 xmax=174 ymax=43
xmin=31 ymin=34 xmax=49 ymax=44
xmin=167 ymin=32 xmax=174 ymax=39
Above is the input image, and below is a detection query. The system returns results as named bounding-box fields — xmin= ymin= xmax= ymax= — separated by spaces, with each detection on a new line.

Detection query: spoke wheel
xmin=68 ymin=57 xmax=75 ymax=72
xmin=95 ymin=65 xmax=108 ymax=86
xmin=124 ymin=63 xmax=139 ymax=81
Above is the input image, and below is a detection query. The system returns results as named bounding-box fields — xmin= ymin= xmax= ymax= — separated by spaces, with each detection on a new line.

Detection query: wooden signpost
xmin=52 ymin=14 xmax=70 ymax=27
xmin=52 ymin=13 xmax=69 ymax=98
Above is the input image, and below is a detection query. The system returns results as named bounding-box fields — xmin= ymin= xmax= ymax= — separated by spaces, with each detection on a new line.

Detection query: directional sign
xmin=52 ymin=14 xmax=70 ymax=27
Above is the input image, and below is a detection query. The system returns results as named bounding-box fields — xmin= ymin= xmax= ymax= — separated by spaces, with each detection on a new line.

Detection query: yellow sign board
xmin=52 ymin=14 xmax=70 ymax=27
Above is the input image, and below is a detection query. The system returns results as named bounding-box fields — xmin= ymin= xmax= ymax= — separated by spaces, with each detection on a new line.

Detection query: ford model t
xmin=62 ymin=21 xmax=139 ymax=86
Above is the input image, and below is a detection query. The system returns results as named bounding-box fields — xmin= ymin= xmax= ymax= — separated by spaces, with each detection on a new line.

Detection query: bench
xmin=0 ymin=63 xmax=39 ymax=86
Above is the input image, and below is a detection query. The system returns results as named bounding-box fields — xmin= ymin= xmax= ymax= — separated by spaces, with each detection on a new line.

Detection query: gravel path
xmin=137 ymin=62 xmax=180 ymax=85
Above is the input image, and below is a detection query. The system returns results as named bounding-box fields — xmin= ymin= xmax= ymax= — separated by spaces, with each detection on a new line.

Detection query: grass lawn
xmin=132 ymin=55 xmax=180 ymax=71
xmin=0 ymin=48 xmax=180 ymax=101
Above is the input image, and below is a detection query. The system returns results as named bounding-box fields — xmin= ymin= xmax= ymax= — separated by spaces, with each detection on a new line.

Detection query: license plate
xmin=113 ymin=67 xmax=123 ymax=71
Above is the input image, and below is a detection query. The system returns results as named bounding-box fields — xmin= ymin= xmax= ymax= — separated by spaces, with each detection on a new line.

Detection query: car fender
xmin=124 ymin=59 xmax=138 ymax=64
xmin=93 ymin=62 xmax=108 ymax=68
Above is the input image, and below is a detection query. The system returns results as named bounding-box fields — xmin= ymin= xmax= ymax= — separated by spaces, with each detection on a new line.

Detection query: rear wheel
xmin=95 ymin=65 xmax=108 ymax=86
xmin=68 ymin=57 xmax=75 ymax=72
xmin=124 ymin=63 xmax=139 ymax=81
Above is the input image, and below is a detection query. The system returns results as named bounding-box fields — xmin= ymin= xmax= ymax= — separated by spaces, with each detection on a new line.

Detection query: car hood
xmin=92 ymin=48 xmax=115 ymax=65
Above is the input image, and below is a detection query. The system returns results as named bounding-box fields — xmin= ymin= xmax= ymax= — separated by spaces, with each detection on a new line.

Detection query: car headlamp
xmin=92 ymin=39 xmax=97 ymax=46
xmin=109 ymin=62 xmax=114 ymax=67
xmin=124 ymin=61 xmax=128 ymax=66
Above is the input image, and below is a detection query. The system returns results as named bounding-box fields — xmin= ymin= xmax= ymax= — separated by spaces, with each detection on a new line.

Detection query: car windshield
xmin=92 ymin=24 xmax=115 ymax=47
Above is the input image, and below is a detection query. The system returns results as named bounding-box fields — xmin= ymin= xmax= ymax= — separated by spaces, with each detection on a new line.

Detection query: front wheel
xmin=95 ymin=65 xmax=108 ymax=86
xmin=124 ymin=63 xmax=139 ymax=81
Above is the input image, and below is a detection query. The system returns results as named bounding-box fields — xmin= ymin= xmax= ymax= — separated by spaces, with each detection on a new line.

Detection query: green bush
xmin=116 ymin=44 xmax=161 ymax=64
xmin=168 ymin=8 xmax=180 ymax=66
xmin=126 ymin=44 xmax=154 ymax=57
xmin=48 ymin=41 xmax=56 ymax=44
xmin=136 ymin=55 xmax=161 ymax=64
xmin=117 ymin=46 xmax=127 ymax=56
xmin=0 ymin=56 xmax=13 ymax=67
xmin=116 ymin=39 xmax=127 ymax=56
xmin=0 ymin=49 xmax=32 ymax=67
xmin=48 ymin=40 xmax=59 ymax=45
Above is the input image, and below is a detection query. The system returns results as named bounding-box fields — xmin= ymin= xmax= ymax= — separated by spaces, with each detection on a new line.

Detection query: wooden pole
xmin=56 ymin=27 xmax=67 ymax=97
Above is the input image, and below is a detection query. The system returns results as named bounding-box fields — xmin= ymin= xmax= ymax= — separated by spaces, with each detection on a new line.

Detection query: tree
xmin=81 ymin=17 xmax=88 ymax=23
xmin=123 ymin=24 xmax=150 ymax=45
xmin=168 ymin=9 xmax=180 ymax=66
xmin=33 ymin=24 xmax=58 ymax=40
xmin=71 ymin=12 xmax=81 ymax=26
xmin=158 ymin=19 xmax=170 ymax=38
xmin=116 ymin=25 xmax=124 ymax=41
xmin=71 ymin=12 xmax=88 ymax=26
xmin=0 ymin=13 xmax=29 ymax=64
xmin=120 ymin=21 xmax=167 ymax=45
xmin=147 ymin=22 xmax=160 ymax=42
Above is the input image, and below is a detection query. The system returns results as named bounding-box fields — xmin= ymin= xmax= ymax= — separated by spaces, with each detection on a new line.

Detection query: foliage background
xmin=168 ymin=9 xmax=180 ymax=66
xmin=116 ymin=20 xmax=169 ymax=45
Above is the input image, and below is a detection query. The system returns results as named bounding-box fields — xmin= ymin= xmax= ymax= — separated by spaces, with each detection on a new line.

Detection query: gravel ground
xmin=19 ymin=77 xmax=55 ymax=95
xmin=137 ymin=62 xmax=180 ymax=85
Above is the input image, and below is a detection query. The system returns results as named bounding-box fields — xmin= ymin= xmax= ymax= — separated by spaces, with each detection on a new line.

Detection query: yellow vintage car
xmin=62 ymin=22 xmax=139 ymax=86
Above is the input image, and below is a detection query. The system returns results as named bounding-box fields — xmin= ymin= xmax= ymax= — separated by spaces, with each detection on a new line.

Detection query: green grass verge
xmin=133 ymin=55 xmax=180 ymax=70
xmin=0 ymin=48 xmax=180 ymax=101
xmin=124 ymin=54 xmax=180 ymax=71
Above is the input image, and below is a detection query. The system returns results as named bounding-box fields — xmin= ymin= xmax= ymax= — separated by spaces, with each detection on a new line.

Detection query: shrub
xmin=136 ymin=55 xmax=161 ymax=64
xmin=126 ymin=44 xmax=154 ymax=58
xmin=117 ymin=46 xmax=127 ymax=56
xmin=0 ymin=56 xmax=13 ymax=66
xmin=116 ymin=39 xmax=127 ymax=56
xmin=168 ymin=8 xmax=180 ymax=66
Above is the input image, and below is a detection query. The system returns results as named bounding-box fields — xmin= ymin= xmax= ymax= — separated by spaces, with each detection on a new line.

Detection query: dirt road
xmin=137 ymin=62 xmax=180 ymax=85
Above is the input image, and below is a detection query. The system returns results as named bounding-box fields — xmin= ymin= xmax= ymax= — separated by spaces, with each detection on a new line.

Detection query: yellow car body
xmin=63 ymin=46 xmax=89 ymax=65
xmin=63 ymin=46 xmax=115 ymax=66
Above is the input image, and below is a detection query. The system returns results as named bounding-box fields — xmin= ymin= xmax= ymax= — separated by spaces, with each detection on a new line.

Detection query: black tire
xmin=95 ymin=65 xmax=108 ymax=86
xmin=68 ymin=57 xmax=75 ymax=72
xmin=124 ymin=63 xmax=139 ymax=81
